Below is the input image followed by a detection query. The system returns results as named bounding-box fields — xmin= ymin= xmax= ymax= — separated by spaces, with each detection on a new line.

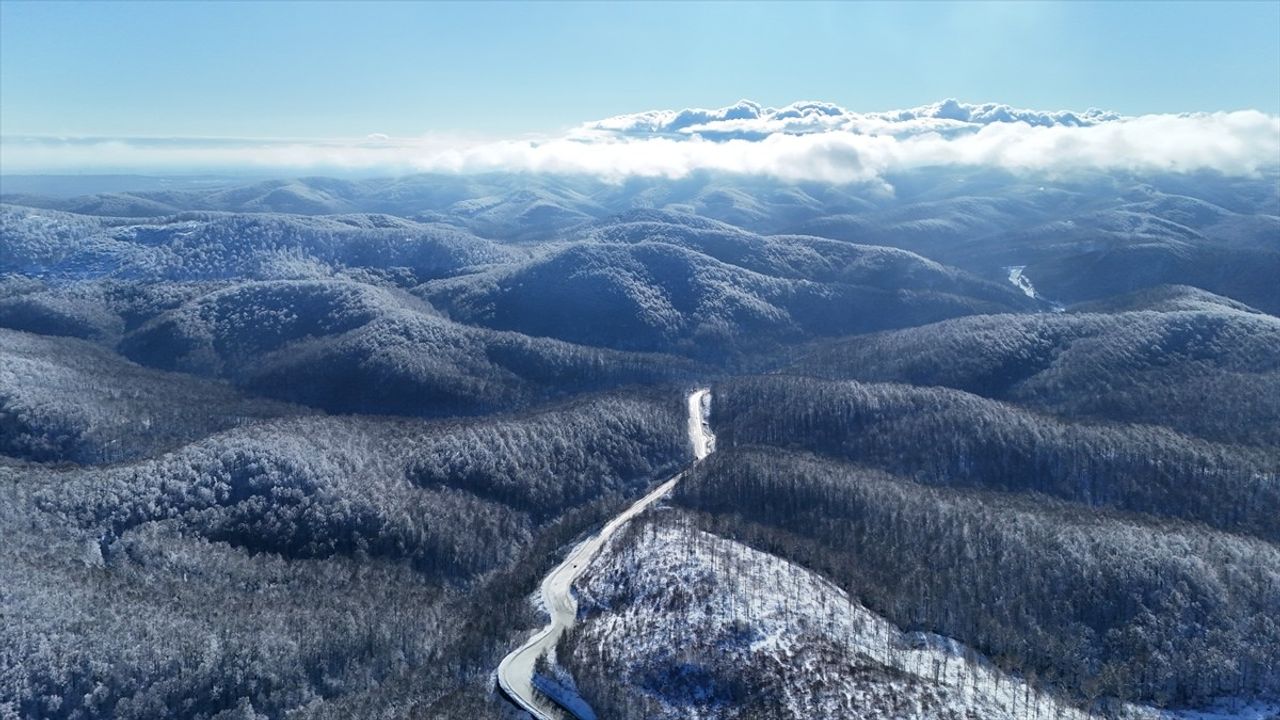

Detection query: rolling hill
xmin=791 ymin=289 xmax=1280 ymax=445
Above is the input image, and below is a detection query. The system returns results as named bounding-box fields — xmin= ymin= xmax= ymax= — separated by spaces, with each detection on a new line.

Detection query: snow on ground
xmin=1007 ymin=265 xmax=1040 ymax=300
xmin=569 ymin=514 xmax=1278 ymax=720
xmin=1006 ymin=264 xmax=1066 ymax=312
xmin=497 ymin=390 xmax=714 ymax=720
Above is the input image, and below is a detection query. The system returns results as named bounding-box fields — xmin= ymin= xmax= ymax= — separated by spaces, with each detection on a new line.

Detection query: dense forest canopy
xmin=1 ymin=166 xmax=1277 ymax=719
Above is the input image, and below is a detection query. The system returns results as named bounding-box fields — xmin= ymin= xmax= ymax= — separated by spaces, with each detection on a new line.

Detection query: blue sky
xmin=2 ymin=0 xmax=1278 ymax=139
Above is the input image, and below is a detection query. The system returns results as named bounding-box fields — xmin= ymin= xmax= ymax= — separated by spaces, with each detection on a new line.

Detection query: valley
xmin=497 ymin=389 xmax=714 ymax=720
xmin=4 ymin=0 xmax=1278 ymax=715
xmin=1 ymin=164 xmax=1277 ymax=720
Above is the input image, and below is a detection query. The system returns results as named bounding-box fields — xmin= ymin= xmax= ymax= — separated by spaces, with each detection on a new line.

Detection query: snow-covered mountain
xmin=566 ymin=515 xmax=1280 ymax=720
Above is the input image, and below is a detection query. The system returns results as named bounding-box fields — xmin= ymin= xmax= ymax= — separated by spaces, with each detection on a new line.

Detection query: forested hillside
xmin=421 ymin=237 xmax=1029 ymax=358
xmin=0 ymin=328 xmax=298 ymax=463
xmin=713 ymin=375 xmax=1280 ymax=540
xmin=118 ymin=278 xmax=699 ymax=416
xmin=670 ymin=450 xmax=1280 ymax=707
xmin=1 ymin=166 xmax=1277 ymax=719
xmin=790 ymin=297 xmax=1280 ymax=446
xmin=0 ymin=204 xmax=519 ymax=283
xmin=1 ymin=391 xmax=691 ymax=719
xmin=563 ymin=512 xmax=1112 ymax=720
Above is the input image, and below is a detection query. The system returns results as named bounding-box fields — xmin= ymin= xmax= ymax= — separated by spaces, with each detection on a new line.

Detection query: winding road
xmin=496 ymin=389 xmax=715 ymax=719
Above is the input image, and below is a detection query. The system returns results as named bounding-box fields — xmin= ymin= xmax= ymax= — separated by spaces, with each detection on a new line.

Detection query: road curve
xmin=496 ymin=389 xmax=715 ymax=719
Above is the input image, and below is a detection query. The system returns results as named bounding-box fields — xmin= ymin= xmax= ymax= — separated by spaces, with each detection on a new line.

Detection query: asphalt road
xmin=496 ymin=388 xmax=714 ymax=719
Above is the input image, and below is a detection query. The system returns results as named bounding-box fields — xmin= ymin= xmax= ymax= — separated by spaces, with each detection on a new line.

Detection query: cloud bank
xmin=580 ymin=99 xmax=1124 ymax=140
xmin=3 ymin=100 xmax=1277 ymax=184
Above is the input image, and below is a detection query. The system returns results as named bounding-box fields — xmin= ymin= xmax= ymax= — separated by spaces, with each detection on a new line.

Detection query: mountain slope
xmin=790 ymin=294 xmax=1280 ymax=445
xmin=715 ymin=375 xmax=1280 ymax=541
xmin=422 ymin=235 xmax=1032 ymax=357
xmin=119 ymin=278 xmax=698 ymax=416
xmin=666 ymin=449 xmax=1280 ymax=709
xmin=0 ymin=328 xmax=297 ymax=464
xmin=1 ymin=391 xmax=692 ymax=720
xmin=1 ymin=205 xmax=519 ymax=282
xmin=564 ymin=514 xmax=1102 ymax=720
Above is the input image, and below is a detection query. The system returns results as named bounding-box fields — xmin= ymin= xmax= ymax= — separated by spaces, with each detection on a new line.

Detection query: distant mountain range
xmin=1 ymin=166 xmax=1277 ymax=720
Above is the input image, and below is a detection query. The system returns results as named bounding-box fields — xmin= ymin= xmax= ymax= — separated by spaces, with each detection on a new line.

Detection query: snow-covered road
xmin=496 ymin=389 xmax=715 ymax=719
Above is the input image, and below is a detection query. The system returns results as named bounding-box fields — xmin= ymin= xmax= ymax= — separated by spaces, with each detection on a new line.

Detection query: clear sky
xmin=2 ymin=0 xmax=1278 ymax=141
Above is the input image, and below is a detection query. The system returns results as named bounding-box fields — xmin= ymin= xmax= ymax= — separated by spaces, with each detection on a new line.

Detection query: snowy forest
xmin=2 ymin=164 xmax=1278 ymax=719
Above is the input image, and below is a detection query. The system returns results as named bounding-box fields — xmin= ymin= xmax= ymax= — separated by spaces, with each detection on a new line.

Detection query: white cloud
xmin=578 ymin=98 xmax=1125 ymax=141
xmin=2 ymin=101 xmax=1277 ymax=184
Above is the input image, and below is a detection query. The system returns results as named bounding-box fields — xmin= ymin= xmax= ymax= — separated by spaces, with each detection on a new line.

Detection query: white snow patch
xmin=1006 ymin=265 xmax=1040 ymax=299
xmin=571 ymin=519 xmax=1277 ymax=720
xmin=1006 ymin=264 xmax=1066 ymax=312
